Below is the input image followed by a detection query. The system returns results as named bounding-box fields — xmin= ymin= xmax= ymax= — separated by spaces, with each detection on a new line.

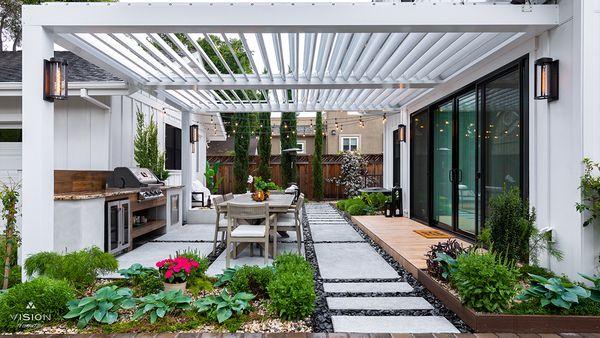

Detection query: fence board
xmin=207 ymin=154 xmax=383 ymax=200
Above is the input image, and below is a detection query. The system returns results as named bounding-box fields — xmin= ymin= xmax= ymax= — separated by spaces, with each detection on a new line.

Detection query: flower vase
xmin=164 ymin=281 xmax=187 ymax=293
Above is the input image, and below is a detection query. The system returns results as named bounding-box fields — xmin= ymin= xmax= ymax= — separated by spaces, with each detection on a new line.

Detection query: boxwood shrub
xmin=230 ymin=265 xmax=274 ymax=299
xmin=268 ymin=253 xmax=315 ymax=320
xmin=0 ymin=277 xmax=76 ymax=332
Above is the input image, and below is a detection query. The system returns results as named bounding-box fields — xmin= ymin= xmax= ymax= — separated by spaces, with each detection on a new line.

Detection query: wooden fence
xmin=207 ymin=154 xmax=383 ymax=200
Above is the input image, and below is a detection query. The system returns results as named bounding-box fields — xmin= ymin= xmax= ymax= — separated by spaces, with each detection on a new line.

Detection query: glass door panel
xmin=483 ymin=69 xmax=521 ymax=216
xmin=433 ymin=102 xmax=453 ymax=228
xmin=410 ymin=110 xmax=429 ymax=222
xmin=457 ymin=91 xmax=477 ymax=235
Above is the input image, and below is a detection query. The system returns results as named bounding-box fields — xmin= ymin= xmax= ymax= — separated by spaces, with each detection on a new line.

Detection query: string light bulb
xmin=382 ymin=113 xmax=387 ymax=124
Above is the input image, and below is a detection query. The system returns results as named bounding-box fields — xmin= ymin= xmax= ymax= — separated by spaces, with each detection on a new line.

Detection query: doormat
xmin=413 ymin=229 xmax=453 ymax=239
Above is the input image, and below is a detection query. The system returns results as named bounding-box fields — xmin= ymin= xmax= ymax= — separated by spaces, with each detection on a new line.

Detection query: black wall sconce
xmin=43 ymin=58 xmax=68 ymax=102
xmin=398 ymin=124 xmax=406 ymax=142
xmin=534 ymin=57 xmax=559 ymax=102
xmin=190 ymin=124 xmax=199 ymax=153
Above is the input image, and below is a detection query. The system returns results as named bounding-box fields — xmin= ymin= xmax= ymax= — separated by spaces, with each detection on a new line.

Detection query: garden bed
xmin=418 ymin=270 xmax=600 ymax=333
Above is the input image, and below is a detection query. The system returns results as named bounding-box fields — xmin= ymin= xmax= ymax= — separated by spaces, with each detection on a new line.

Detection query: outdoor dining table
xmin=217 ymin=193 xmax=296 ymax=258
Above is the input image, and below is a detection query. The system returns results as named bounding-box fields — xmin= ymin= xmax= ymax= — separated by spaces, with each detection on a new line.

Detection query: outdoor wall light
xmin=398 ymin=124 xmax=406 ymax=142
xmin=534 ymin=57 xmax=559 ymax=102
xmin=43 ymin=58 xmax=68 ymax=102
xmin=190 ymin=124 xmax=199 ymax=153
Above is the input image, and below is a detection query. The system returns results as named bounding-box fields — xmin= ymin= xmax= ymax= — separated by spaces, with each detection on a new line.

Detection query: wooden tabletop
xmin=218 ymin=193 xmax=295 ymax=213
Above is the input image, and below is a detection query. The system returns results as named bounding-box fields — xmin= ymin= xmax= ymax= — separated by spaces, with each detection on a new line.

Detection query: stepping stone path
xmin=304 ymin=203 xmax=459 ymax=334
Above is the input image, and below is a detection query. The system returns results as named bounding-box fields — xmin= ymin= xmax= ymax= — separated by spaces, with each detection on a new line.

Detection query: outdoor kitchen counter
xmin=54 ymin=185 xmax=184 ymax=200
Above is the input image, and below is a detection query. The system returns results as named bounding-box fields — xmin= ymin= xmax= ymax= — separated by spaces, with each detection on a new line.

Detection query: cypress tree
xmin=257 ymin=112 xmax=272 ymax=180
xmin=233 ymin=113 xmax=250 ymax=193
xmin=280 ymin=111 xmax=297 ymax=187
xmin=312 ymin=112 xmax=324 ymax=201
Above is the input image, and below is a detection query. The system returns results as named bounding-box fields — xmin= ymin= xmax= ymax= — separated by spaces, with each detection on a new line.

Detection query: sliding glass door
xmin=410 ymin=110 xmax=429 ymax=223
xmin=457 ymin=91 xmax=477 ymax=235
xmin=408 ymin=56 xmax=528 ymax=239
xmin=432 ymin=101 xmax=454 ymax=229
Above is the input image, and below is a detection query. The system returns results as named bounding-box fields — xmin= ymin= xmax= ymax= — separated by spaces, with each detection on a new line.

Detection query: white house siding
xmin=384 ymin=0 xmax=600 ymax=280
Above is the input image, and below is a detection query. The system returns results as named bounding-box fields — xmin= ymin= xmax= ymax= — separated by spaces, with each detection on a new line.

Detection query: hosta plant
xmin=132 ymin=290 xmax=192 ymax=323
xmin=118 ymin=263 xmax=157 ymax=278
xmin=64 ymin=286 xmax=136 ymax=328
xmin=580 ymin=273 xmax=600 ymax=302
xmin=517 ymin=274 xmax=590 ymax=309
xmin=432 ymin=252 xmax=459 ymax=280
xmin=214 ymin=266 xmax=240 ymax=287
xmin=194 ymin=289 xmax=254 ymax=323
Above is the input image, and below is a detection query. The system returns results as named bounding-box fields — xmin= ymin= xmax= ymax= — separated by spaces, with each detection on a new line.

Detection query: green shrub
xmin=451 ymin=251 xmax=520 ymax=313
xmin=485 ymin=187 xmax=535 ymax=263
xmin=24 ymin=247 xmax=118 ymax=291
xmin=519 ymin=264 xmax=557 ymax=281
xmin=336 ymin=200 xmax=347 ymax=211
xmin=273 ymin=253 xmax=312 ymax=274
xmin=187 ymin=277 xmax=214 ymax=297
xmin=0 ymin=277 xmax=76 ymax=332
xmin=268 ymin=253 xmax=315 ymax=320
xmin=363 ymin=192 xmax=388 ymax=212
xmin=229 ymin=265 xmax=275 ymax=298
xmin=215 ymin=266 xmax=240 ymax=287
xmin=347 ymin=203 xmax=367 ymax=216
xmin=517 ymin=274 xmax=590 ymax=309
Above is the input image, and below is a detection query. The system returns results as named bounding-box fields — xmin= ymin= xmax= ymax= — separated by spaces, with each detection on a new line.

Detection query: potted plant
xmin=156 ymin=257 xmax=199 ymax=293
xmin=252 ymin=176 xmax=281 ymax=202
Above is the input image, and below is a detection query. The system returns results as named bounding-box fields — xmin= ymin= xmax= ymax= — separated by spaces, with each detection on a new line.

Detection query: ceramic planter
xmin=163 ymin=281 xmax=187 ymax=293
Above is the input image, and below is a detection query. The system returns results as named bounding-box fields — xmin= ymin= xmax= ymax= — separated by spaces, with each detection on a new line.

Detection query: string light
xmin=382 ymin=113 xmax=387 ymax=124
xmin=335 ymin=118 xmax=338 ymax=130
xmin=340 ymin=125 xmax=344 ymax=132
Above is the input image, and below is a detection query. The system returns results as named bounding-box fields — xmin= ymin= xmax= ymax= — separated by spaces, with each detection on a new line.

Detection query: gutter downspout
xmin=80 ymin=88 xmax=110 ymax=110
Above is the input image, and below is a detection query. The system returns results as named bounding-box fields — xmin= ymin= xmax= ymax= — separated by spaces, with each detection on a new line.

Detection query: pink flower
xmin=165 ymin=269 xmax=173 ymax=279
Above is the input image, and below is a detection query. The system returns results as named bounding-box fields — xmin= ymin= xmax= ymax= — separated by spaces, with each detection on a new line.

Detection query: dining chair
xmin=224 ymin=193 xmax=234 ymax=201
xmin=274 ymin=193 xmax=304 ymax=255
xmin=226 ymin=202 xmax=273 ymax=268
xmin=211 ymin=194 xmax=227 ymax=254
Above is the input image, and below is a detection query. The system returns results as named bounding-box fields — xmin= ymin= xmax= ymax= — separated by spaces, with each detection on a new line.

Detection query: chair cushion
xmin=218 ymin=218 xmax=228 ymax=227
xmin=231 ymin=225 xmax=267 ymax=238
xmin=277 ymin=216 xmax=297 ymax=227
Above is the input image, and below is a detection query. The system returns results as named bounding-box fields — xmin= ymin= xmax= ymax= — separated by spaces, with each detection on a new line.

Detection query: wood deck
xmin=351 ymin=215 xmax=472 ymax=277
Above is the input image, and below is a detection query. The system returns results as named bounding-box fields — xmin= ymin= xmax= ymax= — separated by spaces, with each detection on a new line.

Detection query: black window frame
xmin=165 ymin=124 xmax=182 ymax=170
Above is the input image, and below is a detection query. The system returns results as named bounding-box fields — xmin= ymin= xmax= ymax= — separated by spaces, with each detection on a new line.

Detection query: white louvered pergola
xmin=19 ymin=1 xmax=559 ymax=261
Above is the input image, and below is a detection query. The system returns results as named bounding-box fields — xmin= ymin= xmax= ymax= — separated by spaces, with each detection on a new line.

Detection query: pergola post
xmin=181 ymin=110 xmax=192 ymax=222
xmin=21 ymin=25 xmax=55 ymax=267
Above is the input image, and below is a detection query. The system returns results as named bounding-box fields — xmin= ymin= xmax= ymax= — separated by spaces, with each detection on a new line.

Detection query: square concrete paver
xmin=154 ymin=224 xmax=216 ymax=241
xmin=327 ymin=297 xmax=433 ymax=310
xmin=206 ymin=242 xmax=304 ymax=276
xmin=104 ymin=242 xmax=214 ymax=278
xmin=323 ymin=282 xmax=413 ymax=293
xmin=331 ymin=316 xmax=460 ymax=333
xmin=311 ymin=225 xmax=364 ymax=242
xmin=314 ymin=242 xmax=399 ymax=279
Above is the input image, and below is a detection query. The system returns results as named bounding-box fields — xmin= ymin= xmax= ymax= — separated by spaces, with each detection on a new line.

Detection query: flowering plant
xmin=156 ymin=257 xmax=199 ymax=283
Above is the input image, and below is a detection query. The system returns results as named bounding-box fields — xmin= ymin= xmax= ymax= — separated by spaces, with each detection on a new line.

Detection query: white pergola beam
xmin=25 ymin=3 xmax=559 ymax=34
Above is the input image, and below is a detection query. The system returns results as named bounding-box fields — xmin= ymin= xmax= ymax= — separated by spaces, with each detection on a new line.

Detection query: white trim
xmin=339 ymin=134 xmax=361 ymax=152
xmin=0 ymin=81 xmax=129 ymax=96
xmin=296 ymin=140 xmax=306 ymax=154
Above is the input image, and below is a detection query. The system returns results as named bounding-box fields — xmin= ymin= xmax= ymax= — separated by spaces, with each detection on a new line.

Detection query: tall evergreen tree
xmin=233 ymin=113 xmax=250 ymax=193
xmin=257 ymin=112 xmax=272 ymax=180
xmin=312 ymin=112 xmax=324 ymax=201
xmin=280 ymin=111 xmax=297 ymax=187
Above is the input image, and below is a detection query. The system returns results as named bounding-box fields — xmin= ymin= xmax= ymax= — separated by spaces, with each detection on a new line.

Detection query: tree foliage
xmin=133 ymin=108 xmax=169 ymax=181
xmin=576 ymin=157 xmax=600 ymax=227
xmin=280 ymin=111 xmax=297 ymax=187
xmin=328 ymin=152 xmax=374 ymax=197
xmin=1 ymin=0 xmax=115 ymax=51
xmin=233 ymin=113 xmax=250 ymax=193
xmin=312 ymin=112 xmax=324 ymax=201
xmin=1 ymin=179 xmax=20 ymax=290
xmin=257 ymin=112 xmax=272 ymax=180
